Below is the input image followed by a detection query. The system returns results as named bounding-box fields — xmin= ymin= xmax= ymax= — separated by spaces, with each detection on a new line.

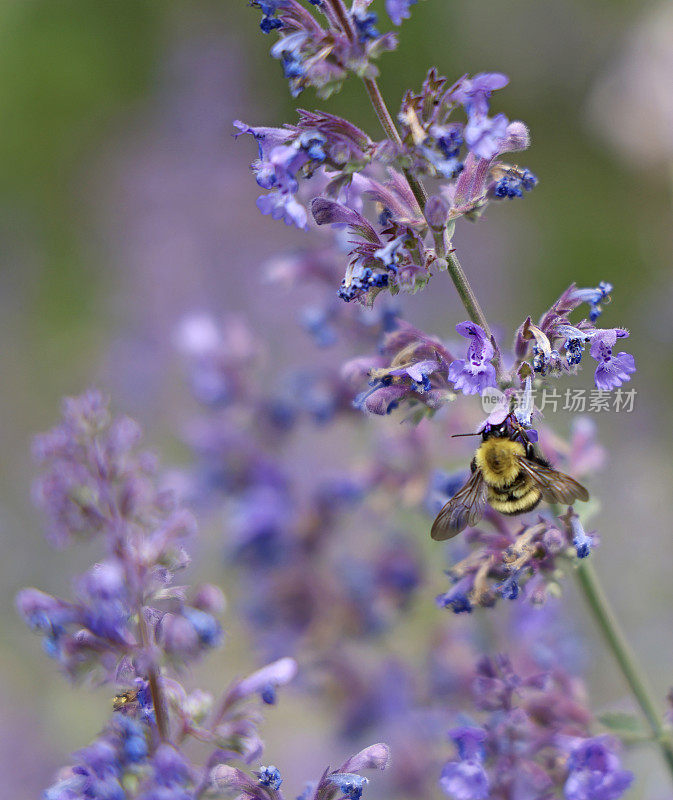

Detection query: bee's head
xmin=483 ymin=420 xmax=510 ymax=440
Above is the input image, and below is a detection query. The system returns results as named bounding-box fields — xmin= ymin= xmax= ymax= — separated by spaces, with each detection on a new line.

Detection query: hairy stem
xmin=361 ymin=77 xmax=428 ymax=209
xmin=138 ymin=609 xmax=170 ymax=742
xmin=325 ymin=0 xmax=355 ymax=38
xmin=575 ymin=560 xmax=673 ymax=777
xmin=363 ymin=75 xmax=493 ymax=337
xmin=433 ymin=231 xmax=493 ymax=338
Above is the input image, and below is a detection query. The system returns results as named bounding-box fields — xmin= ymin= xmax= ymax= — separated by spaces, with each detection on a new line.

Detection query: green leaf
xmin=598 ymin=712 xmax=648 ymax=737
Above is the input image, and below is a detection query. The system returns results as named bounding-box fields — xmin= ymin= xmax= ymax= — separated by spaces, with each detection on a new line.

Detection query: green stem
xmin=575 ymin=560 xmax=673 ymax=776
xmin=433 ymin=231 xmax=492 ymax=338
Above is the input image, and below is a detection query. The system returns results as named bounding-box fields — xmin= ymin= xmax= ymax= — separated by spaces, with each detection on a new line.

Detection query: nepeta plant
xmin=234 ymin=0 xmax=672 ymax=796
xmin=17 ymin=391 xmax=389 ymax=799
xmin=14 ymin=2 xmax=672 ymax=799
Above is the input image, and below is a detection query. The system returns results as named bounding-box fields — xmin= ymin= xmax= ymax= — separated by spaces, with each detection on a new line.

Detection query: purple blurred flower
xmin=257 ymin=187 xmax=308 ymax=229
xmin=437 ymin=655 xmax=608 ymax=800
xmin=435 ymin=495 xmax=601 ymax=612
xmin=351 ymin=321 xmax=454 ymax=414
xmin=234 ymin=657 xmax=298 ymax=702
xmin=564 ymin=510 xmax=594 ymax=559
xmin=440 ymin=757 xmax=489 ymax=800
xmin=386 ymin=0 xmax=417 ymax=26
xmin=448 ymin=322 xmax=496 ymax=395
xmin=564 ymin=737 xmax=633 ymax=800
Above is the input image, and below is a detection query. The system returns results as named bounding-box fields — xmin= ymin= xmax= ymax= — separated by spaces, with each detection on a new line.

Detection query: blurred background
xmin=1 ymin=1 xmax=672 ymax=797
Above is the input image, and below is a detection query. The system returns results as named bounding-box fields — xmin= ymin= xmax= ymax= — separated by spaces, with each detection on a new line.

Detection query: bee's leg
xmin=470 ymin=456 xmax=477 ymax=473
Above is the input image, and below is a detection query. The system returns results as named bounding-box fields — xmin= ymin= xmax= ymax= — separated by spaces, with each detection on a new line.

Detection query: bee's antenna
xmin=450 ymin=432 xmax=482 ymax=438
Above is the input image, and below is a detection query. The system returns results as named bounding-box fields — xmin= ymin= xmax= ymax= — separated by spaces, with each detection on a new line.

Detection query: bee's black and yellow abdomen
xmin=488 ymin=483 xmax=542 ymax=515
xmin=486 ymin=466 xmax=542 ymax=516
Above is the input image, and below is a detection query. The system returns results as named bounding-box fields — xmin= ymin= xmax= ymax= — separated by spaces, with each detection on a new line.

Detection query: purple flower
xmin=588 ymin=329 xmax=635 ymax=390
xmin=439 ymin=759 xmax=489 ymax=800
xmin=451 ymin=73 xmax=510 ymax=159
xmin=568 ymin=281 xmax=612 ymax=322
xmin=78 ymin=562 xmax=131 ymax=643
xmin=440 ymin=727 xmax=489 ymax=800
xmin=257 ymin=765 xmax=282 ymax=790
xmin=374 ymin=235 xmax=407 ymax=268
xmin=452 ymin=121 xmax=532 ymax=213
xmin=339 ymin=743 xmax=391 ymax=773
xmin=464 ymin=113 xmax=509 ymax=160
xmin=352 ymin=9 xmax=380 ymax=43
xmin=234 ymin=657 xmax=298 ymax=701
xmin=236 ymin=120 xmax=324 ymax=230
xmin=451 ymin=73 xmax=510 ymax=117
xmin=436 ymin=576 xmax=474 ymax=614
xmin=388 ymin=358 xmax=441 ymax=393
xmin=435 ymin=497 xmax=599 ymax=612
xmin=233 ymin=121 xmax=290 ymax=166
xmin=450 ymin=726 xmax=487 ymax=760
xmin=270 ymin=33 xmax=309 ymax=96
xmin=355 ymin=382 xmax=408 ymax=415
xmin=448 ymin=322 xmax=496 ymax=395
xmin=386 ymin=0 xmax=417 ymax=25
xmin=493 ymin=166 xmax=538 ymax=198
xmin=567 ymin=514 xmax=593 ymax=559
xmin=151 ymin=744 xmax=190 ymax=786
xmin=564 ymin=737 xmax=633 ymax=800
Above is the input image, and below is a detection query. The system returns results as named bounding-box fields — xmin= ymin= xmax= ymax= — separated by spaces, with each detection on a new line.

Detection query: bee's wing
xmin=431 ymin=470 xmax=487 ymax=540
xmin=516 ymin=458 xmax=589 ymax=505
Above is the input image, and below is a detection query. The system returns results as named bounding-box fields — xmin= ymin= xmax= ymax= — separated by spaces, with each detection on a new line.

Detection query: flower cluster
xmin=250 ymin=0 xmax=398 ymax=99
xmin=239 ymin=2 xmax=538 ymax=307
xmin=349 ymin=282 xmax=635 ymax=426
xmin=514 ymin=282 xmax=636 ymax=391
xmin=439 ymin=654 xmax=632 ymax=800
xmin=20 ymin=390 xmax=220 ymax=681
xmin=434 ymin=507 xmax=595 ymax=613
xmin=18 ymin=391 xmax=390 ymax=799
xmin=347 ymin=320 xmax=456 ymax=416
xmin=398 ymin=69 xmax=536 ymax=196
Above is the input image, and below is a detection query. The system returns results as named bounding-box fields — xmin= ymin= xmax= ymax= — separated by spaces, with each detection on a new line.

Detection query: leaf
xmin=598 ymin=712 xmax=648 ymax=737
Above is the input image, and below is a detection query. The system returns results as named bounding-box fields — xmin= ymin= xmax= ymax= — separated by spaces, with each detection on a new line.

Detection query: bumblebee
xmin=112 ymin=688 xmax=139 ymax=712
xmin=431 ymin=416 xmax=589 ymax=540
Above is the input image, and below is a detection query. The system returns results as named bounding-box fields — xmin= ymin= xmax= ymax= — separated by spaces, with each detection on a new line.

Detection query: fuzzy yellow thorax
xmin=475 ymin=438 xmax=524 ymax=487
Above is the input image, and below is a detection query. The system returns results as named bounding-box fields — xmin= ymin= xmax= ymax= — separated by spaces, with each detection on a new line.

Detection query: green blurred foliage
xmin=0 ymin=0 xmax=162 ymax=344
